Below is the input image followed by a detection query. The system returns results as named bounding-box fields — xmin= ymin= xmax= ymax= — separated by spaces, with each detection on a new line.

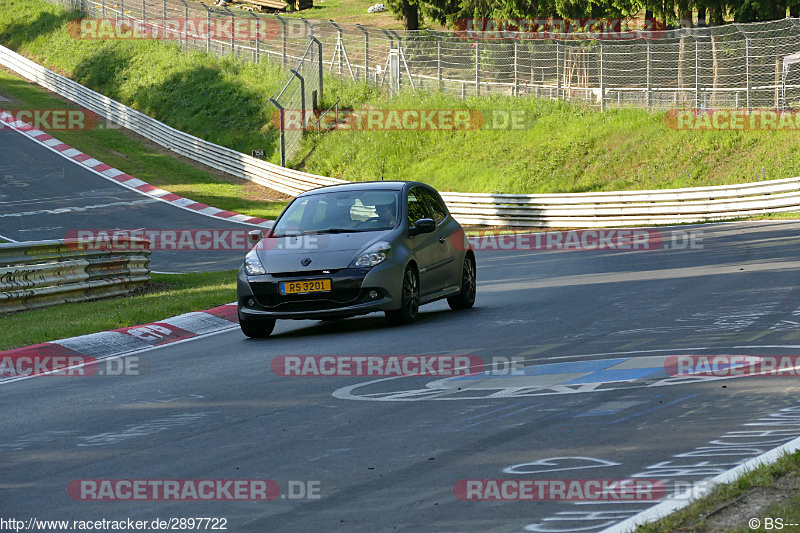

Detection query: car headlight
xmin=354 ymin=242 xmax=391 ymax=268
xmin=244 ymin=249 xmax=266 ymax=276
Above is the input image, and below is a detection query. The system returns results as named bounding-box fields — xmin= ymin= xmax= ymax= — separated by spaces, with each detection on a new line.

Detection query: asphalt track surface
xmin=0 ymin=127 xmax=260 ymax=272
xmin=5 ymin=219 xmax=800 ymax=532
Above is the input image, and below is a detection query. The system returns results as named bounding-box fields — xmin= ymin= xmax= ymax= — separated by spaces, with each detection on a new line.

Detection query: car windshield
xmin=271 ymin=190 xmax=401 ymax=237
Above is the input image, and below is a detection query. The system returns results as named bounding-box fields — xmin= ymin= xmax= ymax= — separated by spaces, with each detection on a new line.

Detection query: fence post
xmin=251 ymin=12 xmax=260 ymax=63
xmin=302 ymin=18 xmax=313 ymax=40
xmin=390 ymin=30 xmax=403 ymax=90
xmin=275 ymin=15 xmax=287 ymax=65
xmin=180 ymin=0 xmax=188 ymax=49
xmin=475 ymin=40 xmax=480 ymax=96
xmin=270 ymin=99 xmax=286 ymax=167
xmin=599 ymin=41 xmax=604 ymax=111
xmin=513 ymin=39 xmax=518 ymax=96
xmin=356 ymin=24 xmax=369 ymax=81
xmin=163 ymin=0 xmax=167 ymax=40
xmin=695 ymin=35 xmax=700 ymax=109
xmin=556 ymin=41 xmax=562 ymax=100
xmin=313 ymin=36 xmax=323 ymax=104
xmin=437 ymin=32 xmax=443 ymax=92
xmin=735 ymin=24 xmax=751 ymax=109
xmin=200 ymin=3 xmax=211 ymax=54
xmin=102 ymin=0 xmax=105 ymax=19
xmin=645 ymin=38 xmax=651 ymax=110
xmin=223 ymin=5 xmax=235 ymax=55
xmin=142 ymin=0 xmax=145 ymax=26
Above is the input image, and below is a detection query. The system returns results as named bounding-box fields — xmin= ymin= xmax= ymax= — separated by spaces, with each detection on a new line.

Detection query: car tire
xmin=447 ymin=254 xmax=476 ymax=310
xmin=239 ymin=313 xmax=276 ymax=338
xmin=386 ymin=265 xmax=420 ymax=325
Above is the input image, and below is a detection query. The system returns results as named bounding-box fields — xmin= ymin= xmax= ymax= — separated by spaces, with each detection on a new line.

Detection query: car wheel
xmin=386 ymin=265 xmax=420 ymax=325
xmin=239 ymin=312 xmax=276 ymax=338
xmin=447 ymin=254 xmax=476 ymax=310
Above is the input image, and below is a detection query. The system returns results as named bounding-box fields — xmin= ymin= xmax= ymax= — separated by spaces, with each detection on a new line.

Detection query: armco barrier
xmin=2 ymin=42 xmax=800 ymax=226
xmin=0 ymin=238 xmax=151 ymax=313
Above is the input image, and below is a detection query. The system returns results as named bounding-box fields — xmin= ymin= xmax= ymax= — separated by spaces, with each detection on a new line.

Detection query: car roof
xmin=297 ymin=180 xmax=428 ymax=196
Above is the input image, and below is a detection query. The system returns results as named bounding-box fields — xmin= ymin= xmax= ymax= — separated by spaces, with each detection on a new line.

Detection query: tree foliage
xmin=386 ymin=0 xmax=800 ymax=30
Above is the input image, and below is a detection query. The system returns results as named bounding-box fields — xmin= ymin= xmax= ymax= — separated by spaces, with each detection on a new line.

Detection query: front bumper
xmin=237 ymin=265 xmax=399 ymax=319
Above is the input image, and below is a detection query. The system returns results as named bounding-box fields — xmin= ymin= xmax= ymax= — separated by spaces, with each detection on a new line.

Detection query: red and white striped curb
xmin=0 ymin=112 xmax=272 ymax=228
xmin=0 ymin=303 xmax=240 ymax=380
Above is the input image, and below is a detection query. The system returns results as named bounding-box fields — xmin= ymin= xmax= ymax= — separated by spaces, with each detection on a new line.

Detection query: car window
xmin=417 ymin=188 xmax=448 ymax=226
xmin=272 ymin=190 xmax=400 ymax=236
xmin=407 ymin=187 xmax=432 ymax=226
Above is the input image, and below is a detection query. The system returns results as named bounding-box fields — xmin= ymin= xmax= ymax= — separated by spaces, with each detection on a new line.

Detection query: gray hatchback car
xmin=237 ymin=181 xmax=476 ymax=337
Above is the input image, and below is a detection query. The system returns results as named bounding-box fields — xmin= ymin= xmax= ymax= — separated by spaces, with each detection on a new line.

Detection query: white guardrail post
xmin=1 ymin=43 xmax=800 ymax=226
xmin=0 ymin=237 xmax=151 ymax=313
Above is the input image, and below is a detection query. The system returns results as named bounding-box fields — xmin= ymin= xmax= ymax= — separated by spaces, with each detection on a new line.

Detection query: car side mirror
xmin=248 ymin=230 xmax=263 ymax=247
xmin=410 ymin=218 xmax=436 ymax=236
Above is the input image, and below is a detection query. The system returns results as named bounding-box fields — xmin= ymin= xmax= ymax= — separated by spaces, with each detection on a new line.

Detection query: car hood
xmin=255 ymin=230 xmax=392 ymax=272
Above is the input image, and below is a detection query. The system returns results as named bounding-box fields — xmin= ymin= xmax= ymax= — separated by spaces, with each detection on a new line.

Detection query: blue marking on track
xmin=529 ymin=358 xmax=628 ymax=375
xmin=563 ymin=367 xmax=663 ymax=385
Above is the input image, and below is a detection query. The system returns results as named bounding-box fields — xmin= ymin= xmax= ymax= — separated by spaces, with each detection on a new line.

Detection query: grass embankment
xmin=5 ymin=0 xmax=800 ymax=196
xmin=0 ymin=271 xmax=237 ymax=351
xmin=640 ymin=450 xmax=800 ymax=532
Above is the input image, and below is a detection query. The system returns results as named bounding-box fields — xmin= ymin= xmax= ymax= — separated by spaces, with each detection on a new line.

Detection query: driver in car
xmin=375 ymin=202 xmax=397 ymax=227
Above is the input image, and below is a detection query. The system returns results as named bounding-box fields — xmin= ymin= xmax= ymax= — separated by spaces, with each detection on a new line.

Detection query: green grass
xmin=7 ymin=0 xmax=800 ymax=197
xmin=0 ymin=271 xmax=237 ymax=351
xmin=638 ymin=450 xmax=800 ymax=532
xmin=0 ymin=70 xmax=287 ymax=220
xmin=272 ymin=0 xmax=406 ymax=28
xmin=0 ymin=0 xmax=286 ymax=162
xmin=299 ymin=90 xmax=800 ymax=194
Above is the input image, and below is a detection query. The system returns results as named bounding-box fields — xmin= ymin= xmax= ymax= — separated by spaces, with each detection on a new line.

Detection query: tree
xmin=385 ymin=0 xmax=423 ymax=30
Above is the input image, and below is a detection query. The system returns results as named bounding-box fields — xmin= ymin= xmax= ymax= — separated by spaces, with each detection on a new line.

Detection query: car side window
xmin=407 ymin=187 xmax=432 ymax=226
xmin=417 ymin=188 xmax=448 ymax=226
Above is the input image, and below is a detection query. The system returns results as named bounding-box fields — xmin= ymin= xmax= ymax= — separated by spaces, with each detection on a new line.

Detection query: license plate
xmin=280 ymin=279 xmax=332 ymax=295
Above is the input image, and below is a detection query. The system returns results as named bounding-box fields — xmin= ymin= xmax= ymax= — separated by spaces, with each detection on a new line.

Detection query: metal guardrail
xmin=0 ymin=238 xmax=152 ymax=313
xmin=2 ymin=43 xmax=800 ymax=226
xmin=0 ymin=43 xmax=344 ymax=197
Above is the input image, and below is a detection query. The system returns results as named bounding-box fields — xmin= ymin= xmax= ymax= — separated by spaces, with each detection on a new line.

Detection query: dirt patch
xmin=682 ymin=471 xmax=800 ymax=532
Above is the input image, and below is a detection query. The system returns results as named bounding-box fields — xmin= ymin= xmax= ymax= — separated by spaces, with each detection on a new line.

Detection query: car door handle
xmin=439 ymin=236 xmax=445 ymax=243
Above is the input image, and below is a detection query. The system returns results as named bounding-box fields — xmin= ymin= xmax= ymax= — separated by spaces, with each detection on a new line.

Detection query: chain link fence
xmin=51 ymin=0 xmax=800 ymax=110
xmin=270 ymin=38 xmax=321 ymax=165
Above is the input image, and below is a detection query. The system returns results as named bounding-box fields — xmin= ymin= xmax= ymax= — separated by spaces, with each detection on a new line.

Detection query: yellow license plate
xmin=280 ymin=279 xmax=332 ymax=295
